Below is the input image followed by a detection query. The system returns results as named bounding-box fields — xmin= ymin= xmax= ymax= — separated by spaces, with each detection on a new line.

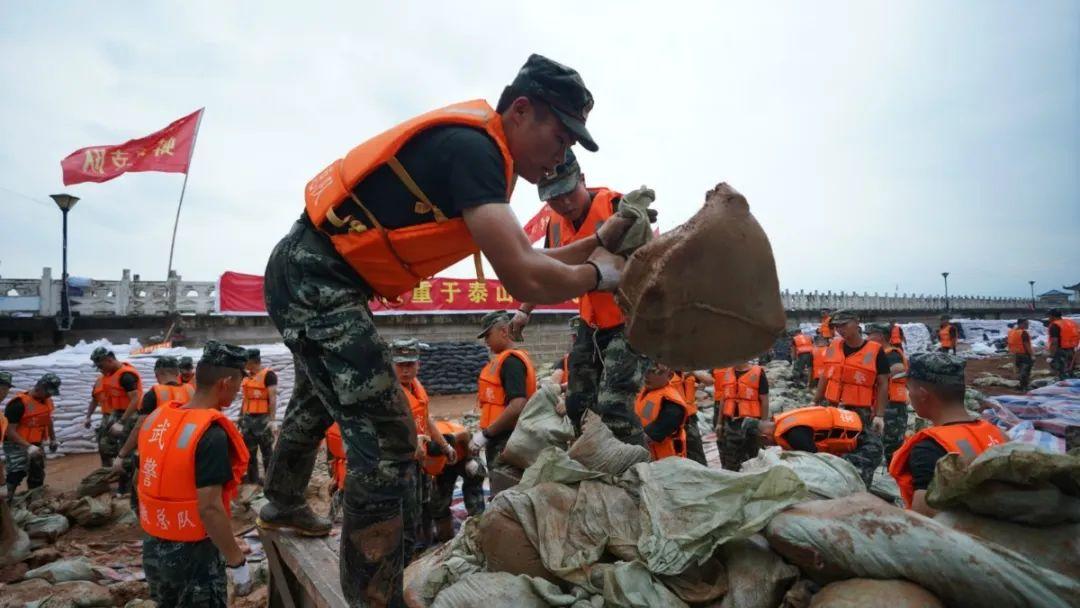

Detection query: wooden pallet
xmin=260 ymin=528 xmax=347 ymax=608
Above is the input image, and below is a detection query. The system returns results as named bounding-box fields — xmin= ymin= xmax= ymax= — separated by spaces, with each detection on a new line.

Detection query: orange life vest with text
xmin=101 ymin=363 xmax=143 ymax=414
xmin=304 ymin=100 xmax=516 ymax=299
xmin=823 ymin=340 xmax=882 ymax=408
xmin=402 ymin=378 xmax=431 ymax=436
xmin=241 ymin=368 xmax=273 ymax=415
xmin=1050 ymin=318 xmax=1080 ymax=349
xmin=635 ymin=384 xmax=688 ymax=460
xmin=546 ymin=188 xmax=625 ymax=329
xmin=14 ymin=392 xmax=54 ymax=444
xmin=1007 ymin=328 xmax=1028 ymax=355
xmin=477 ymin=350 xmax=537 ymax=430
xmin=715 ymin=366 xmax=764 ymax=419
xmin=774 ymin=406 xmax=862 ymax=455
xmin=889 ymin=420 xmax=1008 ymax=508
xmin=136 ymin=402 xmax=249 ymax=542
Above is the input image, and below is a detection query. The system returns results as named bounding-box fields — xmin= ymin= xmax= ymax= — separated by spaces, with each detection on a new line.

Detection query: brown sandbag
xmin=77 ymin=467 xmax=119 ymax=498
xmin=476 ymin=499 xmax=560 ymax=586
xmin=616 ymin=183 xmax=785 ymax=369
xmin=933 ymin=510 xmax=1080 ymax=579
xmin=810 ymin=579 xmax=943 ymax=608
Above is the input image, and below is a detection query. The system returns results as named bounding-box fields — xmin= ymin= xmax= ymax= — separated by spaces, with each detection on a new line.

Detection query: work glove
xmin=444 ymin=444 xmax=458 ymax=465
xmin=586 ymin=247 xmax=625 ymax=292
xmin=601 ymin=185 xmax=657 ymax=256
xmin=464 ymin=459 xmax=483 ymax=478
xmin=509 ymin=309 xmax=530 ymax=342
xmin=83 ymin=416 xmax=92 ymax=429
xmin=871 ymin=416 xmax=885 ymax=435
xmin=26 ymin=444 xmax=43 ymax=459
xmin=227 ymin=559 xmax=254 ymax=597
xmin=110 ymin=422 xmax=125 ymax=437
xmin=49 ymin=441 xmax=58 ymax=454
xmin=111 ymin=456 xmax=126 ymax=473
xmin=415 ymin=436 xmax=429 ymax=462
xmin=469 ymin=431 xmax=488 ymax=454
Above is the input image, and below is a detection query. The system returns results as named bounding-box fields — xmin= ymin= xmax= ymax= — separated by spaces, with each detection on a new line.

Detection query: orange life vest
xmin=326 ymin=423 xmax=346 ymax=490
xmin=635 ymin=384 xmax=688 ymax=460
xmin=402 ymin=378 xmax=431 ymax=436
xmin=152 ymin=383 xmax=194 ymax=410
xmin=546 ymin=188 xmax=625 ymax=329
xmin=938 ymin=325 xmax=955 ymax=349
xmin=889 ymin=420 xmax=1008 ymax=508
xmin=672 ymin=372 xmax=698 ymax=416
xmin=792 ymin=334 xmax=813 ymax=355
xmin=14 ymin=392 xmax=54 ymax=444
xmin=0 ymin=413 xmax=7 ymax=447
xmin=241 ymin=368 xmax=273 ymax=415
xmin=889 ymin=325 xmax=904 ymax=347
xmin=92 ymin=376 xmax=107 ymax=412
xmin=773 ymin=406 xmax=862 ymax=455
xmin=136 ymin=402 xmax=249 ymax=542
xmin=420 ymin=420 xmax=470 ymax=476
xmin=304 ymin=100 xmax=516 ymax=299
xmin=101 ymin=363 xmax=143 ymax=414
xmin=562 ymin=355 xmax=569 ymax=380
xmin=883 ymin=346 xmax=909 ymax=403
xmin=823 ymin=340 xmax=882 ymax=408
xmin=811 ymin=346 xmax=827 ymax=381
xmin=819 ymin=316 xmax=833 ymax=338
xmin=477 ymin=350 xmax=537 ymax=430
xmin=180 ymin=373 xmax=195 ymax=392
xmin=1007 ymin=328 xmax=1028 ymax=355
xmin=1050 ymin=318 xmax=1080 ymax=349
xmin=715 ymin=366 xmax=764 ymax=419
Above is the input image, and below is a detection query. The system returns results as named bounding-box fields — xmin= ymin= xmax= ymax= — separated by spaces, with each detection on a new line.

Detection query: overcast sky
xmin=1 ymin=1 xmax=1077 ymax=298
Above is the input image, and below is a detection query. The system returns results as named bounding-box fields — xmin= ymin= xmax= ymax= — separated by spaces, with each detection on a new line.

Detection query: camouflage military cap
xmin=245 ymin=348 xmax=261 ymax=362
xmin=199 ymin=340 xmax=247 ymax=371
xmin=90 ymin=346 xmax=114 ymax=362
xmin=154 ymin=355 xmax=180 ymax=370
xmin=538 ymin=148 xmax=582 ymax=201
xmin=0 ymin=371 xmax=12 ymax=387
xmin=178 ymin=356 xmax=195 ymax=371
xmin=828 ymin=309 xmax=859 ymax=324
xmin=477 ymin=310 xmax=512 ymax=338
xmin=906 ymin=352 xmax=966 ymax=387
xmin=865 ymin=323 xmax=891 ymax=336
xmin=36 ymin=373 xmax=61 ymax=396
xmin=390 ymin=338 xmax=423 ymax=363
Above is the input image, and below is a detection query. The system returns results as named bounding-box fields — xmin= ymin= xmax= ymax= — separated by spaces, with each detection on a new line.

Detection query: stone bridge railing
xmin=0 ymin=267 xmax=1050 ymax=318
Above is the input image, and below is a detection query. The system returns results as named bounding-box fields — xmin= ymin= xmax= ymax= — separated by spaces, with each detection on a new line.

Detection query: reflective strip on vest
xmin=241 ymin=368 xmax=272 ymax=415
xmin=888 ymin=420 xmax=1008 ymax=508
xmin=823 ymin=341 xmax=881 ymax=408
xmin=477 ymin=350 xmax=537 ymax=430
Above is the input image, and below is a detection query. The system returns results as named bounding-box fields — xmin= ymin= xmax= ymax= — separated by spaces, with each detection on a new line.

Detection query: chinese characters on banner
xmin=216 ymin=271 xmax=578 ymax=315
xmin=60 ymin=108 xmax=204 ymax=185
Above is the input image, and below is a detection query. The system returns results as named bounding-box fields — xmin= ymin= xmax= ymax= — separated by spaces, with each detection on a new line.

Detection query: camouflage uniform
xmin=261 ymin=218 xmax=417 ymax=606
xmin=882 ymin=402 xmax=908 ymax=467
xmin=432 ymin=458 xmax=487 ymax=521
xmin=717 ymin=417 xmax=760 ymax=471
xmin=566 ymin=322 xmax=647 ymax=447
xmin=1050 ymin=348 xmax=1075 ymax=381
xmin=792 ymin=353 xmax=813 ymax=388
xmin=96 ymin=411 xmax=125 ymax=467
xmin=143 ymin=537 xmax=228 ymax=607
xmin=683 ymin=414 xmax=707 ymax=466
xmin=1014 ymin=354 xmax=1033 ymax=392
xmin=238 ymin=413 xmax=274 ymax=484
xmin=840 ymin=406 xmax=883 ymax=485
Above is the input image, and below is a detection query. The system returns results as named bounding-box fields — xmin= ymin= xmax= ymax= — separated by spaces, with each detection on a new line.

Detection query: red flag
xmin=61 ymin=109 xmax=203 ymax=186
xmin=522 ymin=204 xmax=554 ymax=244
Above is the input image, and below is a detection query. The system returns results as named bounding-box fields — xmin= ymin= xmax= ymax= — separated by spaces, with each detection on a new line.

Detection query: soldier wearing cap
xmin=179 ymin=356 xmax=196 ymax=390
xmin=85 ymin=346 xmax=144 ymax=495
xmin=1047 ymin=308 xmax=1079 ymax=380
xmin=139 ymin=341 xmax=253 ymax=607
xmin=866 ymin=323 xmax=911 ymax=467
xmin=3 ymin=373 xmax=60 ymax=496
xmin=1007 ymin=318 xmax=1034 ymax=391
xmin=115 ymin=356 xmax=195 ymax=510
xmin=257 ymin=53 xmax=632 ymax=603
xmin=470 ymin=312 xmax=537 ymax=471
xmin=238 ymin=348 xmax=278 ymax=486
xmin=510 ymin=150 xmax=656 ymax=447
xmin=936 ymin=315 xmax=958 ymax=354
xmin=888 ymin=353 xmax=1008 ymax=516
xmin=812 ymin=310 xmax=889 ymax=484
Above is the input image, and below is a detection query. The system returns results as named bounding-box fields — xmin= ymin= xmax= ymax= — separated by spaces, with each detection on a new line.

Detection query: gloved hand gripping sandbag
xmin=616 ymin=182 xmax=785 ymax=369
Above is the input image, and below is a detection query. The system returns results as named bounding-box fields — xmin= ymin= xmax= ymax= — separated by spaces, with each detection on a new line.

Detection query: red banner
xmin=217 ymin=271 xmax=579 ymax=315
xmin=522 ymin=204 xmax=554 ymax=244
xmin=61 ymin=109 xmax=203 ymax=185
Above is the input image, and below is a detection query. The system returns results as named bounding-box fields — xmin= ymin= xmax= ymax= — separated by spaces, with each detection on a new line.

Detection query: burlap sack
xmin=810 ymin=579 xmax=943 ymax=608
xmin=616 ymin=183 xmax=785 ymax=369
xmin=477 ymin=500 xmax=560 ymax=586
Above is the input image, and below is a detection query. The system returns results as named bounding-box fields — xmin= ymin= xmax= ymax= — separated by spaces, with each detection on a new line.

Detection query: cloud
xmin=1 ymin=1 xmax=1076 ymax=298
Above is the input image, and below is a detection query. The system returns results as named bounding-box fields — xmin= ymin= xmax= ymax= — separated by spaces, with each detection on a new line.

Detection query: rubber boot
xmin=258 ymin=436 xmax=329 ymax=535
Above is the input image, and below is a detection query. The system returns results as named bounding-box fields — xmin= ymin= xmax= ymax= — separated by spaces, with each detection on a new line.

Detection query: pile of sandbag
xmin=418 ymin=342 xmax=491 ymax=395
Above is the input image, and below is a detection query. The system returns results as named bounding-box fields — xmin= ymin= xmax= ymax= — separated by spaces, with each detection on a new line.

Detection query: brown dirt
xmin=964 ymin=354 xmax=1054 ymax=396
xmin=429 ymin=393 xmax=478 ymax=420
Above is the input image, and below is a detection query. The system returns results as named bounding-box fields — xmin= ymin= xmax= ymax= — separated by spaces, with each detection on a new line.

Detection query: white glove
xmin=871 ymin=416 xmax=885 ymax=435
xmin=110 ymin=422 xmax=125 ymax=436
xmin=586 ymin=248 xmax=625 ymax=292
xmin=469 ymin=431 xmax=488 ymax=453
xmin=227 ymin=560 xmax=254 ymax=596
xmin=26 ymin=444 xmax=43 ymax=458
xmin=465 ymin=459 xmax=482 ymax=478
xmin=444 ymin=444 xmax=458 ymax=465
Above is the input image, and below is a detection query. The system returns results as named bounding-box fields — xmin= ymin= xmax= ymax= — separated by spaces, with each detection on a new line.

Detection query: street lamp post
xmin=1029 ymin=281 xmax=1036 ymax=309
xmin=50 ymin=194 xmax=79 ymax=331
xmin=941 ymin=272 xmax=950 ymax=313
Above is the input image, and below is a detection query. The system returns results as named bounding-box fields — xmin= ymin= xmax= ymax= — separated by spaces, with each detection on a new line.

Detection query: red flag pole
xmin=165 ymin=109 xmax=204 ymax=284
